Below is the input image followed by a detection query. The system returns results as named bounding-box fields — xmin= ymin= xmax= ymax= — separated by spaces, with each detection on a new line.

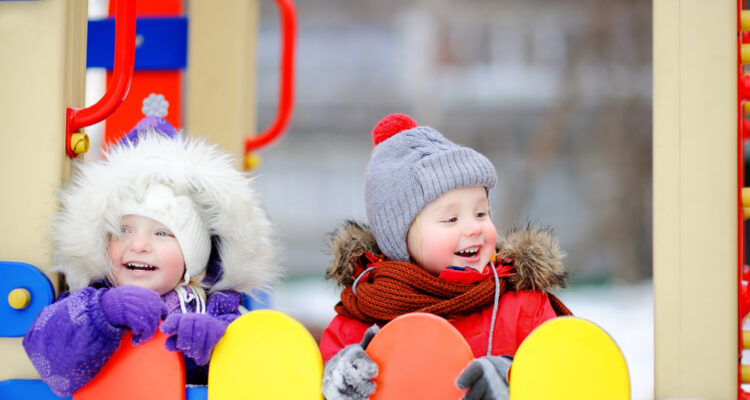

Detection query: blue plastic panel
xmin=241 ymin=289 xmax=272 ymax=311
xmin=0 ymin=261 xmax=55 ymax=337
xmin=0 ymin=380 xmax=70 ymax=399
xmin=0 ymin=380 xmax=209 ymax=399
xmin=186 ymin=385 xmax=207 ymax=400
xmin=87 ymin=17 xmax=188 ymax=70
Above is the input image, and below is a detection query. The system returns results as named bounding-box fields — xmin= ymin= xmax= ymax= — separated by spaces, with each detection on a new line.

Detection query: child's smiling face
xmin=108 ymin=214 xmax=186 ymax=295
xmin=407 ymin=186 xmax=497 ymax=275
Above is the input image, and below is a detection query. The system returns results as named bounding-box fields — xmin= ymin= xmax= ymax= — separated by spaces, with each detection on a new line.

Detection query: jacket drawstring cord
xmin=352 ymin=266 xmax=376 ymax=296
xmin=486 ymin=258 xmax=500 ymax=356
xmin=176 ymin=285 xmax=206 ymax=314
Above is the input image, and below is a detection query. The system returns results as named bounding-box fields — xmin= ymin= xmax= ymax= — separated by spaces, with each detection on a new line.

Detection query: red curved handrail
xmin=244 ymin=0 xmax=297 ymax=153
xmin=66 ymin=0 xmax=136 ymax=158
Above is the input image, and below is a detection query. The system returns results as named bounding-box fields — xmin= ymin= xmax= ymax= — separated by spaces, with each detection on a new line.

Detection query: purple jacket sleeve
xmin=22 ymin=287 xmax=125 ymax=397
xmin=205 ymin=290 xmax=242 ymax=322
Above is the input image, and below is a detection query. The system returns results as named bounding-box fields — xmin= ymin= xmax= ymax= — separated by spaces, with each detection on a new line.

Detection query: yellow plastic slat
xmin=742 ymin=11 xmax=750 ymax=31
xmin=743 ymin=365 xmax=750 ymax=384
xmin=742 ymin=188 xmax=750 ymax=207
xmin=743 ymin=44 xmax=750 ymax=65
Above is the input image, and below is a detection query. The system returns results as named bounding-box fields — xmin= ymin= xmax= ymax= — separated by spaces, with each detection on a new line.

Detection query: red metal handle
xmin=244 ymin=0 xmax=297 ymax=153
xmin=66 ymin=0 xmax=136 ymax=158
xmin=739 ymin=1 xmax=748 ymax=398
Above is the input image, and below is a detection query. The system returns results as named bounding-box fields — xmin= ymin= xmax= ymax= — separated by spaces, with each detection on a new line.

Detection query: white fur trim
xmin=51 ymin=132 xmax=279 ymax=293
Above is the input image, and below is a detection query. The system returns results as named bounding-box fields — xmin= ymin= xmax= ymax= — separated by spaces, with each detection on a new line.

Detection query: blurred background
xmin=89 ymin=0 xmax=653 ymax=398
xmin=255 ymin=1 xmax=653 ymax=398
xmin=256 ymin=1 xmax=653 ymax=398
xmin=255 ymin=0 xmax=652 ymax=282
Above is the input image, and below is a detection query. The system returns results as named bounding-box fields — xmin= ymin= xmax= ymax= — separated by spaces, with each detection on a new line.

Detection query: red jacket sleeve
xmin=319 ymin=314 xmax=372 ymax=363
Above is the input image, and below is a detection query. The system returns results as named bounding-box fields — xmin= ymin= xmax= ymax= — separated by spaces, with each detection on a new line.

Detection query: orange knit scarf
xmin=335 ymin=261 xmax=508 ymax=325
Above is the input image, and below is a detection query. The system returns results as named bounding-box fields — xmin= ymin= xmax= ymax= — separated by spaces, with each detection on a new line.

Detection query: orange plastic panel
xmin=365 ymin=312 xmax=473 ymax=400
xmin=73 ymin=330 xmax=185 ymax=400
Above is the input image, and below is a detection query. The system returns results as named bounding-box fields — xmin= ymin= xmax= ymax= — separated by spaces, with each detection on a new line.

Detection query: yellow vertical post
xmin=653 ymin=0 xmax=737 ymax=398
xmin=0 ymin=0 xmax=88 ymax=381
xmin=185 ymin=0 xmax=259 ymax=159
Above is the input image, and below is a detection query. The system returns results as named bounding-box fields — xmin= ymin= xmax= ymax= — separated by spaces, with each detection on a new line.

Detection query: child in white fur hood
xmin=23 ymin=95 xmax=279 ymax=396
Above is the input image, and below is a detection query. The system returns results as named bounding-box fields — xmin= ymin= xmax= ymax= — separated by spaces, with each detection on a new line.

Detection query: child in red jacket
xmin=320 ymin=113 xmax=570 ymax=400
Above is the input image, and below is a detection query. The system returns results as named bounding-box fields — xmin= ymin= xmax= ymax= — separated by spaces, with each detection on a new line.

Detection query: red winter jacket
xmin=321 ymin=221 xmax=569 ymax=363
xmin=319 ymin=266 xmax=558 ymax=362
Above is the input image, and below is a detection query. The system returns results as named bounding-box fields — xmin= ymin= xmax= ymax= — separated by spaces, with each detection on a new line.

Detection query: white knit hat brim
xmin=120 ymin=183 xmax=211 ymax=283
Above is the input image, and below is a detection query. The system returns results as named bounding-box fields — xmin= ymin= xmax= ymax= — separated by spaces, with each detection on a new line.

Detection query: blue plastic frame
xmin=0 ymin=261 xmax=55 ymax=337
xmin=87 ymin=17 xmax=188 ymax=70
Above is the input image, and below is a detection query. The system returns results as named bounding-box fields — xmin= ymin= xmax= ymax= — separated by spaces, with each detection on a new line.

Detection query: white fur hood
xmin=51 ymin=132 xmax=279 ymax=293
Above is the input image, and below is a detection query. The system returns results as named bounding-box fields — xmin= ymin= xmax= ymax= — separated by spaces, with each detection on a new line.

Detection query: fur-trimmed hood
xmin=327 ymin=221 xmax=567 ymax=292
xmin=51 ymin=132 xmax=279 ymax=293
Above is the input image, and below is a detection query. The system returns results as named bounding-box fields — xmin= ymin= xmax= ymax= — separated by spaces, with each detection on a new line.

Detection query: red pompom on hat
xmin=371 ymin=113 xmax=418 ymax=147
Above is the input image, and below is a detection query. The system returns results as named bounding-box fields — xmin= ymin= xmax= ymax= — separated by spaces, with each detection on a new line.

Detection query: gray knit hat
xmin=365 ymin=113 xmax=497 ymax=262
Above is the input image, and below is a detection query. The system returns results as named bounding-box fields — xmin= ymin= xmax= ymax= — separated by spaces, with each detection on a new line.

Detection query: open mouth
xmin=454 ymin=246 xmax=480 ymax=258
xmin=125 ymin=262 xmax=157 ymax=271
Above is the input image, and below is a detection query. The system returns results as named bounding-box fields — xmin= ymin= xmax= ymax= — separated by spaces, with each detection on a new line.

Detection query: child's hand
xmin=456 ymin=355 xmax=511 ymax=400
xmin=322 ymin=325 xmax=379 ymax=400
xmin=100 ymin=286 xmax=166 ymax=345
xmin=160 ymin=313 xmax=229 ymax=365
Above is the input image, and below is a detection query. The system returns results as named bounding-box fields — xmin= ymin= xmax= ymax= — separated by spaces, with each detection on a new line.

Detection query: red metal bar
xmin=65 ymin=0 xmax=136 ymax=158
xmin=740 ymin=74 xmax=750 ymax=102
xmin=244 ymin=0 xmax=297 ymax=153
xmin=739 ymin=0 xmax=747 ymax=397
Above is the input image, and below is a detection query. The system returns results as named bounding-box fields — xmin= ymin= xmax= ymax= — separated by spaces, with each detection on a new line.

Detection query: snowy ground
xmin=272 ymin=278 xmax=655 ymax=400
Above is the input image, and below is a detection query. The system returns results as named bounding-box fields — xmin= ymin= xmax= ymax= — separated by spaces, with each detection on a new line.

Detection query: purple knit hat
xmin=121 ymin=93 xmax=179 ymax=145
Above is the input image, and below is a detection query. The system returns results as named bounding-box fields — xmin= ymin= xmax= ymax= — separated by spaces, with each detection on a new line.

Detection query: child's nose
xmin=463 ymin=219 xmax=482 ymax=236
xmin=129 ymin=234 xmax=152 ymax=252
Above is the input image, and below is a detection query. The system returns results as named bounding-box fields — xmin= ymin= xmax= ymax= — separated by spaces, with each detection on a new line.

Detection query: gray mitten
xmin=322 ymin=325 xmax=380 ymax=400
xmin=456 ymin=356 xmax=512 ymax=400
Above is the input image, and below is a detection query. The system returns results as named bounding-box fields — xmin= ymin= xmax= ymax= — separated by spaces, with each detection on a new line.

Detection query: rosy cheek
xmin=107 ymin=243 xmax=120 ymax=267
xmin=486 ymin=229 xmax=498 ymax=246
xmin=421 ymin=233 xmax=457 ymax=264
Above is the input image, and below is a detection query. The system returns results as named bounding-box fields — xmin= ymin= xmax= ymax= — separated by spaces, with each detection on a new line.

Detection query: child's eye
xmin=120 ymin=226 xmax=131 ymax=234
xmin=476 ymin=211 xmax=487 ymax=218
xmin=155 ymin=231 xmax=173 ymax=237
xmin=442 ymin=216 xmax=458 ymax=223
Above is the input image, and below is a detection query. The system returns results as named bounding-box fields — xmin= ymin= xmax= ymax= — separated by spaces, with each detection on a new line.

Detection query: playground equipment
xmin=85 ymin=0 xmax=295 ymax=168
xmin=0 ymin=0 xmax=299 ymax=398
xmin=654 ymin=0 xmax=742 ymax=398
xmin=11 ymin=0 xmax=750 ymax=398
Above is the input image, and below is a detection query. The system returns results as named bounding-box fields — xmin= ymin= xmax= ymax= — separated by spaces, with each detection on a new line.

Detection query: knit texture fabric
xmin=364 ymin=114 xmax=497 ymax=262
xmin=335 ymin=261 xmax=513 ymax=325
xmin=100 ymin=286 xmax=165 ymax=345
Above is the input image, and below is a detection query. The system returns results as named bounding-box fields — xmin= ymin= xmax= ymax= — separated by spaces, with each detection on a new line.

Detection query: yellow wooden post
xmin=0 ymin=0 xmax=88 ymax=381
xmin=185 ymin=0 xmax=259 ymax=160
xmin=653 ymin=0 xmax=737 ymax=398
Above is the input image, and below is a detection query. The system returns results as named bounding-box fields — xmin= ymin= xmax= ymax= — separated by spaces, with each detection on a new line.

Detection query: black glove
xmin=321 ymin=325 xmax=380 ymax=400
xmin=456 ymin=355 xmax=512 ymax=400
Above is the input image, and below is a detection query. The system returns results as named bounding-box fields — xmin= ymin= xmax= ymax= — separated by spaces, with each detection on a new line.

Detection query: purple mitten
xmin=100 ymin=286 xmax=166 ymax=345
xmin=160 ymin=313 xmax=229 ymax=366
